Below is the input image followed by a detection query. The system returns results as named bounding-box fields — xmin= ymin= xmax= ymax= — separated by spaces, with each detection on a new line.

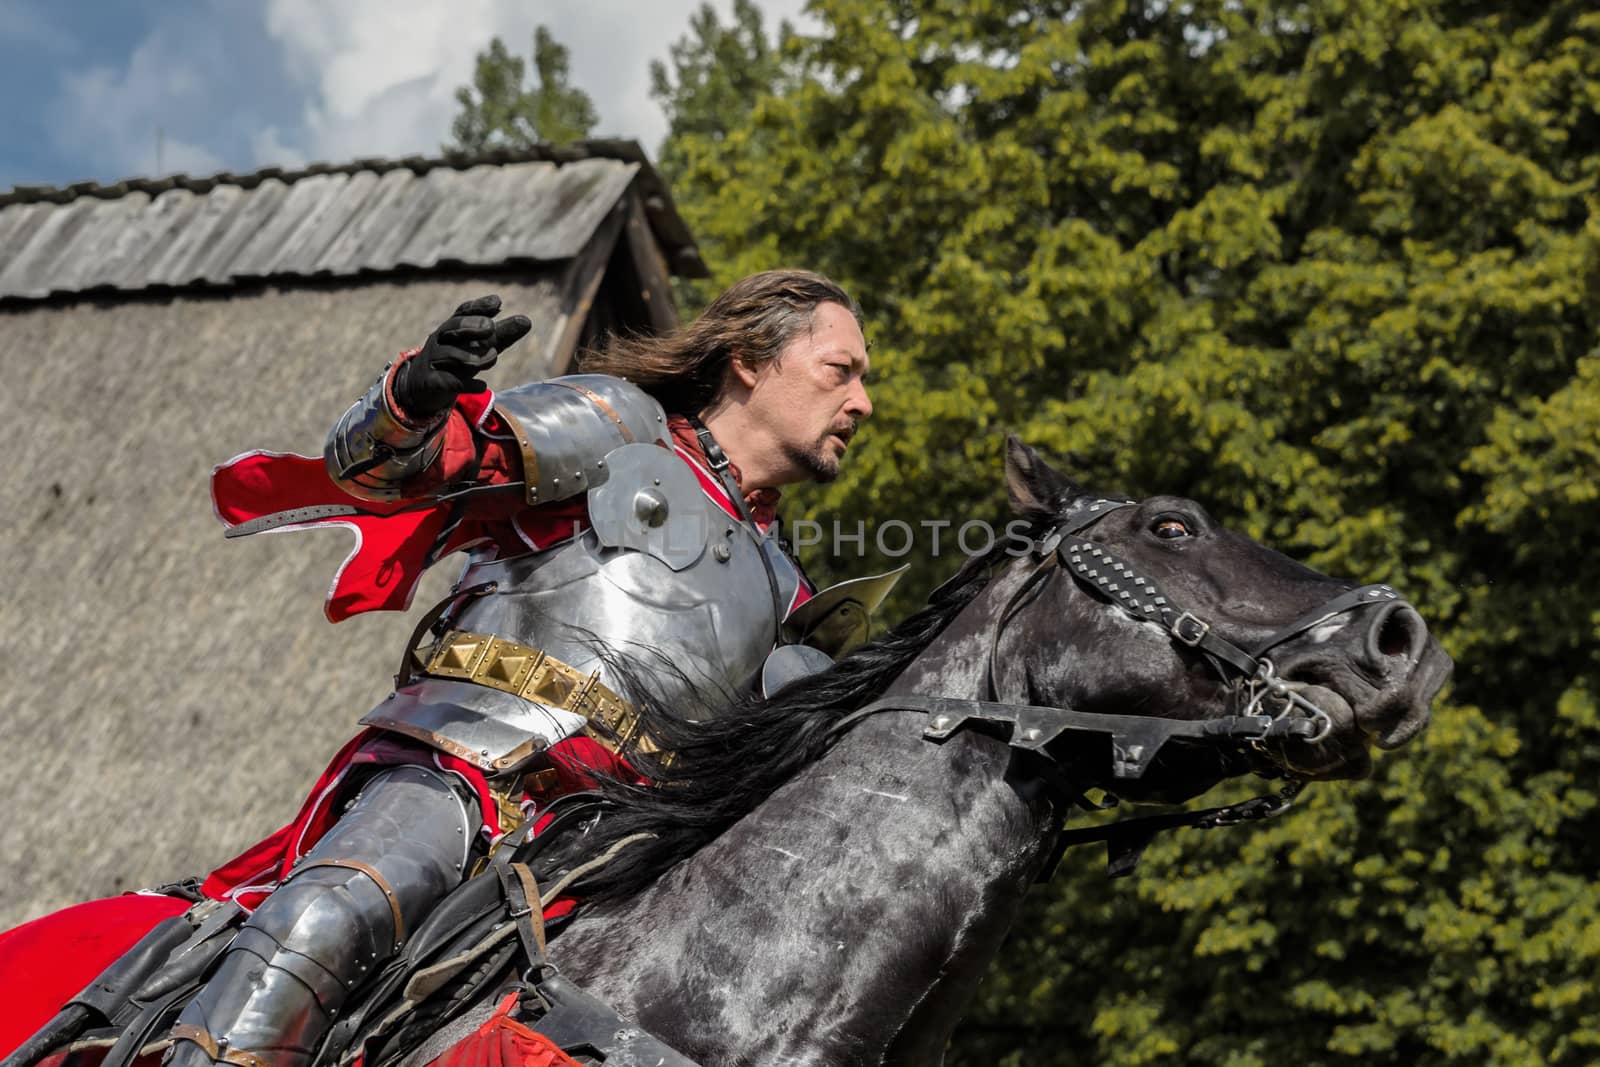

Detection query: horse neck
xmin=555 ymin=563 xmax=1061 ymax=1064
xmin=883 ymin=555 xmax=1040 ymax=701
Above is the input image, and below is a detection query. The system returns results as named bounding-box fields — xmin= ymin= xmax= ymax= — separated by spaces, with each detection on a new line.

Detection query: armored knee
xmin=230 ymin=763 xmax=479 ymax=1011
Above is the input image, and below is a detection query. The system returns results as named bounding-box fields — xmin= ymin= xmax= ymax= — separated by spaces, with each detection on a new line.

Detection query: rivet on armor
xmin=1023 ymin=727 xmax=1042 ymax=741
xmin=713 ymin=544 xmax=732 ymax=563
xmin=633 ymin=489 xmax=669 ymax=528
xmin=931 ymin=716 xmax=950 ymax=730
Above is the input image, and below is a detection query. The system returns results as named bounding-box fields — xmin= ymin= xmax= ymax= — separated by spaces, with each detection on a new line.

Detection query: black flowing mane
xmin=540 ymin=534 xmax=1026 ymax=902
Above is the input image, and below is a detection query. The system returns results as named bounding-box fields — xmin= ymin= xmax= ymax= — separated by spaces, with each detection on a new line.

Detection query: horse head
xmin=996 ymin=436 xmax=1452 ymax=797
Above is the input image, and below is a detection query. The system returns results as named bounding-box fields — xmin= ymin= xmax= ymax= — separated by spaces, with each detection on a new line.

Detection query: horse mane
xmin=538 ymin=534 xmax=1024 ymax=902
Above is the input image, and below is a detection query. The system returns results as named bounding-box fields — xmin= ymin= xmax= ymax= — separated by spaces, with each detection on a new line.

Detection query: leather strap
xmin=550 ymin=381 xmax=635 ymax=444
xmin=496 ymin=862 xmax=548 ymax=965
xmin=685 ymin=414 xmax=788 ymax=645
xmin=167 ymin=1025 xmax=276 ymax=1067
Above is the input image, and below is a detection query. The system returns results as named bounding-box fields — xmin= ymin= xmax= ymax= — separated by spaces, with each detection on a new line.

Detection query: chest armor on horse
xmin=360 ymin=375 xmax=804 ymax=776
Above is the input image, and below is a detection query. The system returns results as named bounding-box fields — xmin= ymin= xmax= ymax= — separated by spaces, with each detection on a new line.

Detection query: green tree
xmin=647 ymin=0 xmax=798 ymax=309
xmin=449 ymin=27 xmax=598 ymax=151
xmin=649 ymin=0 xmax=797 ymax=178
xmin=652 ymin=1 xmax=1600 ymax=1063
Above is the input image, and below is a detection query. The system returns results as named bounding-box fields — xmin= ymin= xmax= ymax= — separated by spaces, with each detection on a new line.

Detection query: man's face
xmin=744 ymin=301 xmax=873 ymax=484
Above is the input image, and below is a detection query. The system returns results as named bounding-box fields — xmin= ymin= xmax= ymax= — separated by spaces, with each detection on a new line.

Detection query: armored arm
xmin=325 ymin=295 xmax=531 ymax=501
xmin=324 ymin=361 xmax=444 ymax=501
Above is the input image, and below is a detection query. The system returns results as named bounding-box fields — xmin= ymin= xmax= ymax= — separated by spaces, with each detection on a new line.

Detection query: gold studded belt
xmin=418 ymin=629 xmax=650 ymax=755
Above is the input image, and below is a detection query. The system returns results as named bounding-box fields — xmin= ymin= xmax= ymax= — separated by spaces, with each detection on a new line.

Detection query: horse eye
xmin=1152 ymin=519 xmax=1191 ymax=540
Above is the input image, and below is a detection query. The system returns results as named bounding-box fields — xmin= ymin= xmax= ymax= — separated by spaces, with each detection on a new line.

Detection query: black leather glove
xmin=393 ymin=295 xmax=532 ymax=419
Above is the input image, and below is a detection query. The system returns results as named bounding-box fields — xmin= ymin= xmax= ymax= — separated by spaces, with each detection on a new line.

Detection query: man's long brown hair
xmin=578 ymin=269 xmax=863 ymax=415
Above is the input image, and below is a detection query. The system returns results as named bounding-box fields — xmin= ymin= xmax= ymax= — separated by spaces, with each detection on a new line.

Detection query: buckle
xmin=1173 ymin=612 xmax=1210 ymax=646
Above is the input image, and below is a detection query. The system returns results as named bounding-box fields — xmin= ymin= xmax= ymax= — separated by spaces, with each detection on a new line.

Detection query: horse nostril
xmin=1370 ymin=604 xmax=1425 ymax=664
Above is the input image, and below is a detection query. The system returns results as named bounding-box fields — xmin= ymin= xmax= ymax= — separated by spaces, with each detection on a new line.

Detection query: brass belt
xmin=418 ymin=629 xmax=654 ymax=756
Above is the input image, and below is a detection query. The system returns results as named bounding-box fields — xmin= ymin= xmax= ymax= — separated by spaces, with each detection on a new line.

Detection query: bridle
xmin=1000 ymin=497 xmax=1406 ymax=745
xmin=833 ymin=495 xmax=1412 ymax=876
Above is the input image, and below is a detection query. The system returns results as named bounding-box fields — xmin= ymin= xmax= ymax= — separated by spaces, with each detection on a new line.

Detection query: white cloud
xmin=54 ymin=32 xmax=225 ymax=178
xmin=262 ymin=0 xmax=819 ymax=166
xmin=250 ymin=125 xmax=308 ymax=170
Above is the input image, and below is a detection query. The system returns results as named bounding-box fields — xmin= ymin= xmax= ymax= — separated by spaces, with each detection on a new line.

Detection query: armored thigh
xmin=170 ymin=764 xmax=480 ymax=1066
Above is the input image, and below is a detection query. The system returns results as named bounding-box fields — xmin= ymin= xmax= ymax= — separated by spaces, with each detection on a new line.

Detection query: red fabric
xmin=210 ymin=378 xmax=806 ymax=623
xmin=666 ymin=414 xmax=783 ymax=526
xmin=210 ymin=386 xmax=500 ymax=622
xmin=426 ymin=993 xmax=585 ymax=1067
xmin=0 ymin=893 xmax=190 ymax=1057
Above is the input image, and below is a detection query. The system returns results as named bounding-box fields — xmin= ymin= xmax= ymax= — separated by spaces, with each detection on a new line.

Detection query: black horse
xmin=385 ymin=439 xmax=1451 ymax=1067
xmin=6 ymin=441 xmax=1451 ymax=1067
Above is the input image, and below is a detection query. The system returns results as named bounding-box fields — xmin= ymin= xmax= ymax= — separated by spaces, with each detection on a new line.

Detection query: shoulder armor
xmin=493 ymin=375 xmax=672 ymax=505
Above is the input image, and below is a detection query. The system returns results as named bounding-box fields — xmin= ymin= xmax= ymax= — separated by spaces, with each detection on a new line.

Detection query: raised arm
xmin=325 ymin=295 xmax=530 ymax=500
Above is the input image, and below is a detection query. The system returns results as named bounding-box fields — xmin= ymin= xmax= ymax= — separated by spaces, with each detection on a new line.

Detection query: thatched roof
xmin=0 ymin=143 xmax=698 ymax=930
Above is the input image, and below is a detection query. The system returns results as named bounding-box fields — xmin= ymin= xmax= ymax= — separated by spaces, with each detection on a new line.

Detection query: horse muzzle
xmin=1261 ymin=602 xmax=1452 ymax=778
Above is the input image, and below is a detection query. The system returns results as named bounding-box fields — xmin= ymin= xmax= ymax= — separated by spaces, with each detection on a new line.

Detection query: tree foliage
xmin=649 ymin=0 xmax=798 ymax=185
xmin=449 ymin=28 xmax=598 ymax=151
xmin=651 ymin=1 xmax=1600 ymax=1062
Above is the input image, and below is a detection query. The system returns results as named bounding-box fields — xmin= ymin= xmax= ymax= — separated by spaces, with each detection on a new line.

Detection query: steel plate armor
xmin=356 ymin=376 xmax=805 ymax=773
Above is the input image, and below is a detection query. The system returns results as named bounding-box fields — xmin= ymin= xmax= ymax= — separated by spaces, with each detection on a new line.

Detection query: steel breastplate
xmin=361 ymin=443 xmax=803 ymax=773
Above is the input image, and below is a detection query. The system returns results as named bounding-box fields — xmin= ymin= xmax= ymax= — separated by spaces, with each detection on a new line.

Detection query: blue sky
xmin=0 ymin=0 xmax=811 ymax=192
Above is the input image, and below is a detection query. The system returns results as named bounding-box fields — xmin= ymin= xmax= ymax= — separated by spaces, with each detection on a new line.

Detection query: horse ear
xmin=1004 ymin=436 xmax=1086 ymax=521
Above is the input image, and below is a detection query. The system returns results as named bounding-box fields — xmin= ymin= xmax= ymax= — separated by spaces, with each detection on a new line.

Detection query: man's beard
xmin=785 ymin=436 xmax=842 ymax=484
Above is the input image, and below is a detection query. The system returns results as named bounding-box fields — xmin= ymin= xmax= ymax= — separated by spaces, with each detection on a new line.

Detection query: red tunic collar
xmin=666 ymin=414 xmax=782 ymax=527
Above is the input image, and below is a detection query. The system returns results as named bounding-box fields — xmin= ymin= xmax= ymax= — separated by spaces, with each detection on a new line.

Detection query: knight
xmin=160 ymin=269 xmax=901 ymax=1067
